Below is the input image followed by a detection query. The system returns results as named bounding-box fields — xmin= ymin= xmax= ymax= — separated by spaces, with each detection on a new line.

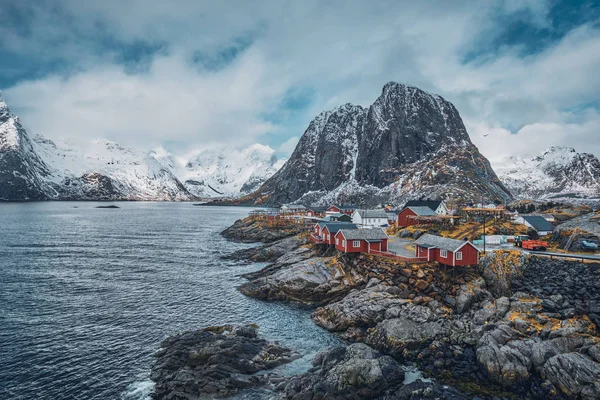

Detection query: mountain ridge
xmin=0 ymin=94 xmax=285 ymax=201
xmin=497 ymin=146 xmax=600 ymax=200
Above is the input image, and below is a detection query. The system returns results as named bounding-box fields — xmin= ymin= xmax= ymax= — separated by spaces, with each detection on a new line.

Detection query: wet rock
xmin=150 ymin=324 xmax=297 ymax=399
xmin=280 ymin=343 xmax=404 ymax=400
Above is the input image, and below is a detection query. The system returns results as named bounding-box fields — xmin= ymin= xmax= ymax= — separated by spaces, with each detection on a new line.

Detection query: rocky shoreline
xmin=150 ymin=217 xmax=600 ymax=399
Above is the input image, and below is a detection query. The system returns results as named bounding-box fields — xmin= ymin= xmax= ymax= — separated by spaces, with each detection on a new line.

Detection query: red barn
xmin=397 ymin=206 xmax=437 ymax=227
xmin=334 ymin=228 xmax=389 ymax=253
xmin=414 ymin=234 xmax=479 ymax=266
xmin=313 ymin=222 xmax=358 ymax=245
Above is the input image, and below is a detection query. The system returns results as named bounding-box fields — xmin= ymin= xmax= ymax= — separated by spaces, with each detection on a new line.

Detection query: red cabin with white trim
xmin=334 ymin=228 xmax=389 ymax=253
xmin=414 ymin=234 xmax=479 ymax=266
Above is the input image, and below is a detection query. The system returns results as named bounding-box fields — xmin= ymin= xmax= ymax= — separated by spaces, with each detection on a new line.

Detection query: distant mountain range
xmin=0 ymin=95 xmax=284 ymax=201
xmin=496 ymin=147 xmax=600 ymax=200
xmin=2 ymin=85 xmax=599 ymax=204
xmin=238 ymin=82 xmax=512 ymax=207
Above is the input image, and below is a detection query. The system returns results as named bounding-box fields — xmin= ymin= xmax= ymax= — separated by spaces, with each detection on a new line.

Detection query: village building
xmin=414 ymin=234 xmax=480 ymax=266
xmin=351 ymin=209 xmax=389 ymax=227
xmin=280 ymin=204 xmax=306 ymax=214
xmin=320 ymin=213 xmax=352 ymax=222
xmin=306 ymin=207 xmax=328 ymax=218
xmin=327 ymin=204 xmax=357 ymax=216
xmin=397 ymin=206 xmax=437 ymax=227
xmin=334 ymin=228 xmax=389 ymax=253
xmin=403 ymin=200 xmax=448 ymax=215
xmin=313 ymin=222 xmax=358 ymax=245
xmin=515 ymin=215 xmax=555 ymax=236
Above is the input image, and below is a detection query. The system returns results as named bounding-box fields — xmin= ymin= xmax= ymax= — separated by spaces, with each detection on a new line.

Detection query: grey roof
xmin=522 ymin=215 xmax=555 ymax=232
xmin=354 ymin=209 xmax=389 ymax=219
xmin=404 ymin=200 xmax=443 ymax=210
xmin=337 ymin=228 xmax=388 ymax=240
xmin=317 ymin=222 xmax=358 ymax=233
xmin=406 ymin=206 xmax=437 ymax=216
xmin=321 ymin=213 xmax=352 ymax=222
xmin=386 ymin=212 xmax=397 ymax=219
xmin=414 ymin=234 xmax=471 ymax=252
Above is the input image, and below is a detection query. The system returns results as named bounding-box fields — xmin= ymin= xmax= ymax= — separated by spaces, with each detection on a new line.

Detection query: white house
xmin=351 ymin=209 xmax=389 ymax=227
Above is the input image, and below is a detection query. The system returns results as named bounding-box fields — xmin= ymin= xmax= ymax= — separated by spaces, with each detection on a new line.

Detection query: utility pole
xmin=481 ymin=196 xmax=486 ymax=255
xmin=483 ymin=210 xmax=486 ymax=255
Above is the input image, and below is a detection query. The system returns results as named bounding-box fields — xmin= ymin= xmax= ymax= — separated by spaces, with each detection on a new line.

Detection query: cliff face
xmin=244 ymin=82 xmax=512 ymax=206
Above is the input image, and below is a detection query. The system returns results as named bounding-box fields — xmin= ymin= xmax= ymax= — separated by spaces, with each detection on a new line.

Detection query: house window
xmin=456 ymin=252 xmax=462 ymax=260
xmin=353 ymin=240 xmax=361 ymax=247
xmin=342 ymin=240 xmax=346 ymax=247
xmin=440 ymin=249 xmax=447 ymax=258
xmin=336 ymin=238 xmax=339 ymax=245
xmin=328 ymin=234 xmax=331 ymax=241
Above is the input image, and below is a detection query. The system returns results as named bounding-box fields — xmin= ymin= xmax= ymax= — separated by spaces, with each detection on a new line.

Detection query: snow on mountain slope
xmin=151 ymin=144 xmax=286 ymax=198
xmin=0 ymin=93 xmax=284 ymax=201
xmin=497 ymin=147 xmax=600 ymax=200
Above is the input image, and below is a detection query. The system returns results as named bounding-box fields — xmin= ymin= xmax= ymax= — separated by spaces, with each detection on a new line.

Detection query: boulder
xmin=541 ymin=353 xmax=600 ymax=399
xmin=280 ymin=343 xmax=404 ymax=399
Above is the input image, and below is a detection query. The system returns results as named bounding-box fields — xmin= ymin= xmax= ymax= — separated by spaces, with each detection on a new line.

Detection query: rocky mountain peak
xmin=0 ymin=92 xmax=11 ymax=123
xmin=242 ymin=82 xmax=511 ymax=206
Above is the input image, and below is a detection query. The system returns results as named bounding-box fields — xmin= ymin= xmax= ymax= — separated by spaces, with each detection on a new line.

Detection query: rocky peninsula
xmin=152 ymin=216 xmax=600 ymax=399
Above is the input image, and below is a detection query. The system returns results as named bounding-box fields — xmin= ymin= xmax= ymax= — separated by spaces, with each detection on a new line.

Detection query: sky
xmin=1 ymin=0 xmax=599 ymax=167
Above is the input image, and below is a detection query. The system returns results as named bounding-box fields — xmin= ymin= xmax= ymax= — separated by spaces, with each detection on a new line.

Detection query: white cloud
xmin=2 ymin=0 xmax=599 ymax=167
xmin=277 ymin=136 xmax=299 ymax=157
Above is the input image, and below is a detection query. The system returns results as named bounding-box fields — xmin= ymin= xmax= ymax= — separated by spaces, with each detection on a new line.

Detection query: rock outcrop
xmin=220 ymin=217 xmax=305 ymax=244
xmin=150 ymin=324 xmax=297 ymax=399
xmin=280 ymin=343 xmax=405 ymax=400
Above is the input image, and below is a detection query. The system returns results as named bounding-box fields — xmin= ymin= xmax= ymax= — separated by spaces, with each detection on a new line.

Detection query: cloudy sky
xmin=1 ymin=0 xmax=599 ymax=166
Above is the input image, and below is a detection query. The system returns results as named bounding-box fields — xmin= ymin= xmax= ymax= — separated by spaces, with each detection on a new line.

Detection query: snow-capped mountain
xmin=497 ymin=147 xmax=600 ymax=200
xmin=240 ymin=82 xmax=512 ymax=207
xmin=0 ymin=94 xmax=284 ymax=201
xmin=151 ymin=145 xmax=285 ymax=198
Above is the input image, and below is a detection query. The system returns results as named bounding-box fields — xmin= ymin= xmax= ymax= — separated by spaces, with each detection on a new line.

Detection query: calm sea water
xmin=0 ymin=202 xmax=342 ymax=400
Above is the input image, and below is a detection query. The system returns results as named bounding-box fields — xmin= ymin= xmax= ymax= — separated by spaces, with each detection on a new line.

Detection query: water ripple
xmin=0 ymin=202 xmax=342 ymax=400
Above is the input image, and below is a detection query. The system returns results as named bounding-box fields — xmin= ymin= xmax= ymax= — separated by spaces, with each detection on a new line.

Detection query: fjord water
xmin=0 ymin=203 xmax=341 ymax=399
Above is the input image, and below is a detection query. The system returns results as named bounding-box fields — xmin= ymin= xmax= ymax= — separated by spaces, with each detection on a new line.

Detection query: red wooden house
xmin=334 ymin=228 xmax=389 ymax=253
xmin=414 ymin=234 xmax=479 ymax=266
xmin=327 ymin=204 xmax=357 ymax=216
xmin=313 ymin=222 xmax=358 ymax=245
xmin=397 ymin=206 xmax=437 ymax=227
